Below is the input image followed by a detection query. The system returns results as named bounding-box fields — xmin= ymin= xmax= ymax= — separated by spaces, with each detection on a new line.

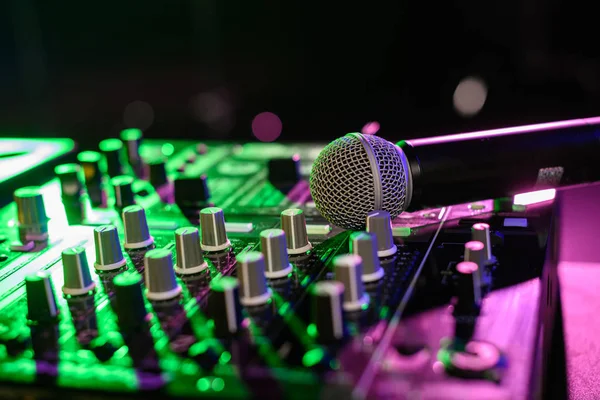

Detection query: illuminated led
xmin=513 ymin=188 xmax=556 ymax=205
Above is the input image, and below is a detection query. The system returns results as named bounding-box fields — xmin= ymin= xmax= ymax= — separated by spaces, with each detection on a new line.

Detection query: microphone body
xmin=401 ymin=117 xmax=600 ymax=210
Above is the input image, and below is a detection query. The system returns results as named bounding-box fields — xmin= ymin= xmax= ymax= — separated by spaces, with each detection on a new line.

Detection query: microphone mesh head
xmin=309 ymin=133 xmax=409 ymax=230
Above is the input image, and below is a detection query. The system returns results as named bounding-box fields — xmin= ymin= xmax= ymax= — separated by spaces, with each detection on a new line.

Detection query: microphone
xmin=309 ymin=116 xmax=600 ymax=230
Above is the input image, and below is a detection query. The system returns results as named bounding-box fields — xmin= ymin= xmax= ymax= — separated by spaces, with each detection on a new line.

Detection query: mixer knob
xmin=208 ymin=276 xmax=244 ymax=337
xmin=260 ymin=229 xmax=293 ymax=279
xmin=149 ymin=159 xmax=169 ymax=188
xmin=200 ymin=207 xmax=230 ymax=252
xmin=471 ymin=223 xmax=494 ymax=265
xmin=120 ymin=128 xmax=146 ymax=178
xmin=333 ymin=254 xmax=370 ymax=311
xmin=122 ymin=205 xmax=154 ymax=249
xmin=54 ymin=163 xmax=85 ymax=198
xmin=454 ymin=261 xmax=481 ymax=316
xmin=25 ymin=271 xmax=59 ymax=322
xmin=174 ymin=227 xmax=208 ymax=275
xmin=311 ymin=281 xmax=346 ymax=342
xmin=366 ymin=210 xmax=397 ymax=257
xmin=280 ymin=208 xmax=312 ymax=255
xmin=350 ymin=232 xmax=385 ymax=282
xmin=236 ymin=252 xmax=272 ymax=306
xmin=174 ymin=175 xmax=211 ymax=208
xmin=267 ymin=156 xmax=301 ymax=193
xmin=77 ymin=150 xmax=107 ymax=207
xmin=93 ymin=225 xmax=127 ymax=271
xmin=144 ymin=249 xmax=182 ymax=301
xmin=14 ymin=186 xmax=49 ymax=241
xmin=113 ymin=271 xmax=148 ymax=330
xmin=98 ymin=138 xmax=125 ymax=177
xmin=61 ymin=247 xmax=96 ymax=296
xmin=111 ymin=175 xmax=136 ymax=210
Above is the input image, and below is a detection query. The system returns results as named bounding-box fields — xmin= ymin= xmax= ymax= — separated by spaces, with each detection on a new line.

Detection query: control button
xmin=98 ymin=138 xmax=124 ymax=177
xmin=366 ymin=210 xmax=397 ymax=257
xmin=200 ymin=207 xmax=231 ymax=252
xmin=454 ymin=261 xmax=481 ymax=316
xmin=122 ymin=205 xmax=154 ymax=249
xmin=93 ymin=225 xmax=127 ymax=271
xmin=208 ymin=276 xmax=243 ymax=337
xmin=174 ymin=227 xmax=207 ymax=275
xmin=236 ymin=252 xmax=272 ymax=306
xmin=350 ymin=232 xmax=385 ymax=282
xmin=471 ymin=223 xmax=493 ymax=265
xmin=14 ymin=186 xmax=49 ymax=241
xmin=25 ymin=271 xmax=59 ymax=322
xmin=144 ymin=249 xmax=182 ymax=301
xmin=267 ymin=155 xmax=301 ymax=192
xmin=120 ymin=128 xmax=146 ymax=178
xmin=464 ymin=240 xmax=484 ymax=283
xmin=333 ymin=254 xmax=369 ymax=311
xmin=77 ymin=150 xmax=107 ymax=207
xmin=174 ymin=175 xmax=211 ymax=208
xmin=311 ymin=281 xmax=346 ymax=342
xmin=260 ymin=229 xmax=293 ymax=279
xmin=62 ymin=247 xmax=96 ymax=296
xmin=280 ymin=208 xmax=312 ymax=255
xmin=113 ymin=271 xmax=148 ymax=330
xmin=111 ymin=175 xmax=136 ymax=210
xmin=148 ymin=159 xmax=168 ymax=188
xmin=55 ymin=163 xmax=85 ymax=198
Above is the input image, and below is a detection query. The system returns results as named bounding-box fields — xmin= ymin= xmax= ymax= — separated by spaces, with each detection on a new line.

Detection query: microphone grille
xmin=309 ymin=133 xmax=409 ymax=230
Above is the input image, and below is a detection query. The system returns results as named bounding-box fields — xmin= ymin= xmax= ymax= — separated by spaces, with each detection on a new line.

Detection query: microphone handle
xmin=399 ymin=117 xmax=600 ymax=210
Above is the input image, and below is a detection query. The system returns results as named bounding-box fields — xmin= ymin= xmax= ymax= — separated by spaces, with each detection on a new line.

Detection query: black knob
xmin=25 ymin=271 xmax=60 ymax=323
xmin=267 ymin=155 xmax=301 ymax=193
xmin=174 ymin=175 xmax=210 ymax=208
xmin=454 ymin=261 xmax=482 ymax=317
xmin=77 ymin=151 xmax=107 ymax=207
xmin=99 ymin=138 xmax=125 ymax=177
xmin=149 ymin=159 xmax=169 ymax=188
xmin=113 ymin=271 xmax=148 ymax=331
xmin=111 ymin=175 xmax=136 ymax=210
xmin=311 ymin=281 xmax=346 ymax=342
xmin=208 ymin=277 xmax=243 ymax=337
xmin=120 ymin=128 xmax=147 ymax=178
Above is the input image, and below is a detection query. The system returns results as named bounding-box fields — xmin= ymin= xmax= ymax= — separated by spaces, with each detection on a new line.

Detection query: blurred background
xmin=2 ymin=0 xmax=600 ymax=147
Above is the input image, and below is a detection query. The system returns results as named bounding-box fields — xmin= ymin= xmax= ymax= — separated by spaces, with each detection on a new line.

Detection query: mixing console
xmin=0 ymin=130 xmax=560 ymax=399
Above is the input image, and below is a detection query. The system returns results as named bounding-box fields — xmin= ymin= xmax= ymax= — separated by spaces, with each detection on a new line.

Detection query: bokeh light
xmin=362 ymin=121 xmax=380 ymax=135
xmin=453 ymin=77 xmax=487 ymax=117
xmin=123 ymin=100 xmax=154 ymax=130
xmin=251 ymin=112 xmax=282 ymax=142
xmin=190 ymin=90 xmax=235 ymax=134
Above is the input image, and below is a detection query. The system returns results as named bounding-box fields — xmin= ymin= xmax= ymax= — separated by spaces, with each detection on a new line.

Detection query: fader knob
xmin=200 ymin=207 xmax=230 ymax=252
xmin=113 ymin=271 xmax=148 ymax=330
xmin=61 ymin=247 xmax=96 ymax=296
xmin=236 ymin=252 xmax=272 ymax=306
xmin=366 ymin=210 xmax=397 ymax=257
xmin=454 ymin=261 xmax=481 ymax=316
xmin=260 ymin=229 xmax=293 ymax=279
xmin=122 ymin=205 xmax=154 ymax=249
xmin=111 ymin=175 xmax=136 ymax=210
xmin=14 ymin=186 xmax=49 ymax=241
xmin=25 ymin=271 xmax=59 ymax=322
xmin=99 ymin=138 xmax=124 ymax=177
xmin=174 ymin=227 xmax=207 ymax=275
xmin=208 ymin=277 xmax=244 ymax=337
xmin=120 ymin=128 xmax=146 ymax=178
xmin=93 ymin=225 xmax=127 ymax=271
xmin=471 ymin=223 xmax=493 ymax=265
xmin=280 ymin=208 xmax=312 ymax=254
xmin=77 ymin=150 xmax=107 ymax=207
xmin=144 ymin=249 xmax=182 ymax=301
xmin=311 ymin=281 xmax=346 ymax=342
xmin=333 ymin=254 xmax=369 ymax=311
xmin=464 ymin=241 xmax=485 ymax=285
xmin=350 ymin=232 xmax=384 ymax=282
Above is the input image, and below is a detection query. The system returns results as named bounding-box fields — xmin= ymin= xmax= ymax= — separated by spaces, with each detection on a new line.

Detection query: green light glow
xmin=14 ymin=186 xmax=42 ymax=198
xmin=113 ymin=270 xmax=142 ymax=287
xmin=197 ymin=377 xmax=211 ymax=391
xmin=77 ymin=151 xmax=102 ymax=163
xmin=306 ymin=323 xmax=317 ymax=338
xmin=54 ymin=163 xmax=80 ymax=175
xmin=99 ymin=138 xmax=123 ymax=152
xmin=302 ymin=348 xmax=325 ymax=367
xmin=212 ymin=377 xmax=225 ymax=392
xmin=120 ymin=128 xmax=143 ymax=141
xmin=161 ymin=143 xmax=175 ymax=157
xmin=219 ymin=351 xmax=232 ymax=364
xmin=110 ymin=175 xmax=134 ymax=186
xmin=210 ymin=276 xmax=238 ymax=292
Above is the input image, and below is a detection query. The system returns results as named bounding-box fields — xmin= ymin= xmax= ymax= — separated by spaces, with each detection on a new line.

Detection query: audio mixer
xmin=0 ymin=130 xmax=561 ymax=399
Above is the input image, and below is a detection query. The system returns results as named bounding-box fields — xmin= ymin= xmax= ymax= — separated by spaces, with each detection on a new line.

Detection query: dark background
xmin=1 ymin=0 xmax=599 ymax=148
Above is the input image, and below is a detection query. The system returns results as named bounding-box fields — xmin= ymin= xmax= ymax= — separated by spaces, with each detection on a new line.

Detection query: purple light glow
xmin=252 ymin=112 xmax=283 ymax=142
xmin=513 ymin=188 xmax=556 ymax=205
xmin=406 ymin=116 xmax=600 ymax=146
xmin=361 ymin=121 xmax=380 ymax=135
